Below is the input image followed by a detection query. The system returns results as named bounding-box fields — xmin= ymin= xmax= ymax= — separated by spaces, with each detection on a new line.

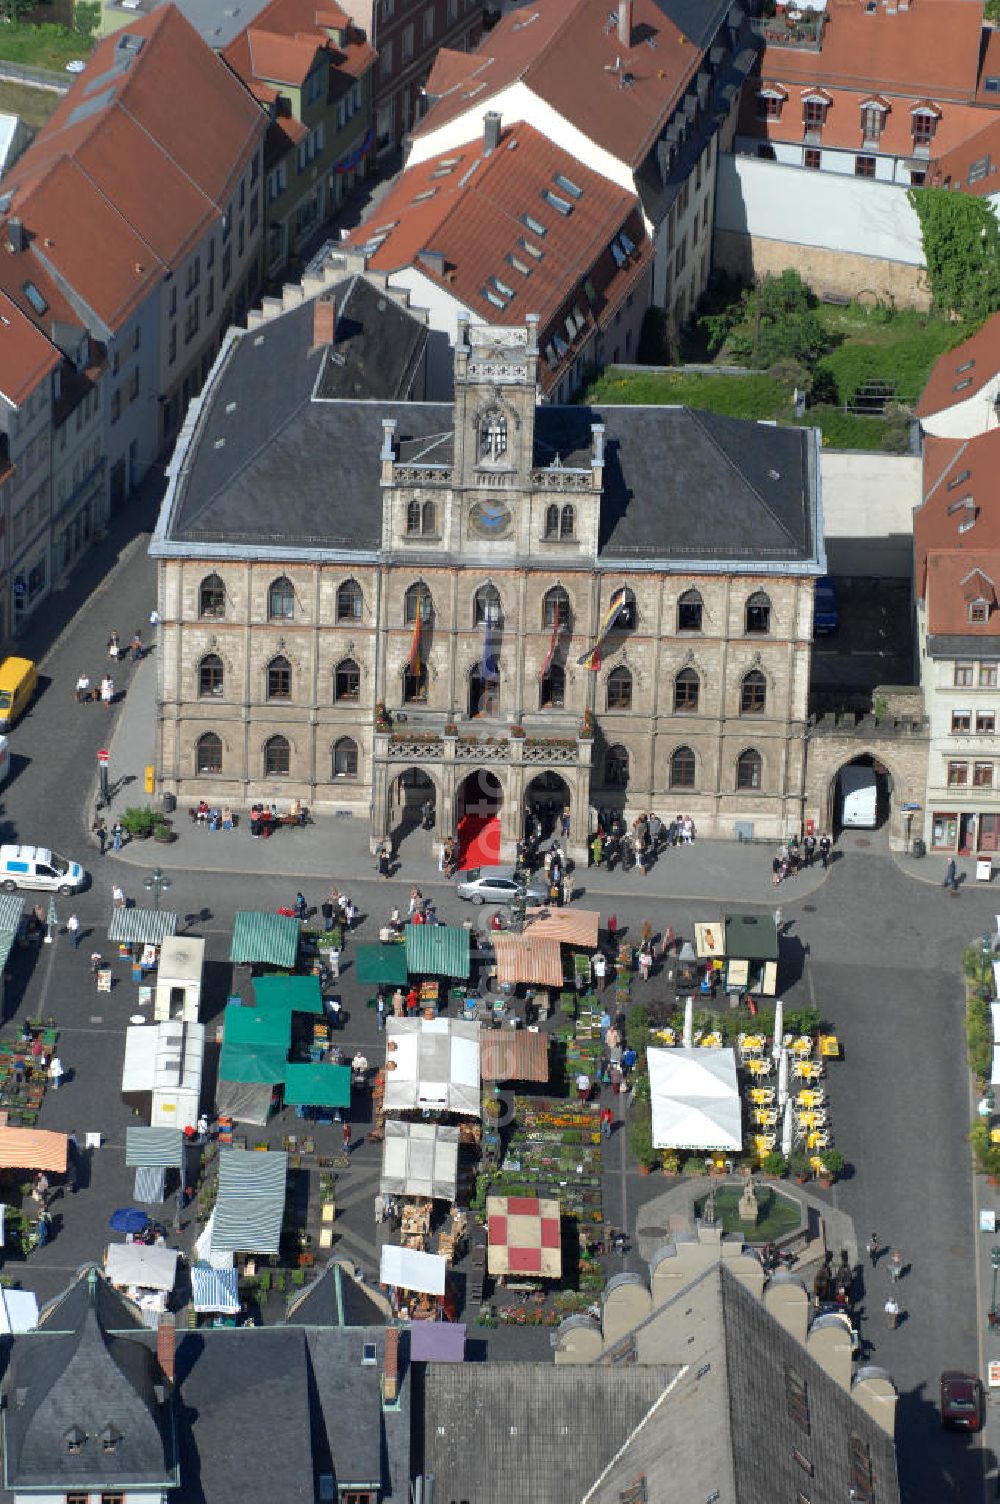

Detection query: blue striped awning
xmin=230 ymin=912 xmax=300 ymax=968
xmin=109 ymin=908 xmax=178 ymax=945
xmin=0 ymin=895 xmax=24 ymax=933
xmin=125 ymin=1127 xmax=185 ymax=1169
xmin=405 ymin=923 xmax=470 ymax=979
xmin=134 ymin=1166 xmax=165 ymax=1204
xmin=212 ymin=1149 xmax=287 ymax=1255
xmin=192 ymin=1262 xmax=240 ymax=1314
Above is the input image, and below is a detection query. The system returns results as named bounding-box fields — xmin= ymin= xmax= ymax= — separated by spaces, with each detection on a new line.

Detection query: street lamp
xmin=143 ymin=867 xmax=172 ymax=911
xmin=990 ymin=1246 xmax=1000 ymax=1328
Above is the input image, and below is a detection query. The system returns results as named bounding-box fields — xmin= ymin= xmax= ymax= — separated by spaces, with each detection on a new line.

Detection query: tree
xmin=725 ymin=271 xmax=832 ymax=369
xmin=908 ymin=187 xmax=1000 ymax=323
xmin=74 ymin=0 xmax=100 ymax=38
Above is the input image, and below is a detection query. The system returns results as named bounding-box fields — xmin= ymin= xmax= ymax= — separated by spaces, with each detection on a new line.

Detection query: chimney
xmin=312 ymin=295 xmax=336 ymax=352
xmin=483 ymin=110 xmax=501 ymax=154
xmin=617 ymin=0 xmax=632 ymax=47
xmin=383 ymin=1326 xmax=399 ymax=1404
xmin=6 ymin=218 xmax=25 ymax=254
xmin=156 ymin=1313 xmax=176 ymax=1383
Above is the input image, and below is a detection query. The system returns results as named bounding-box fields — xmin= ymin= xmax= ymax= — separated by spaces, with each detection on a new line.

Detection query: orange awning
xmin=523 ymin=908 xmax=600 ymax=948
xmin=481 ymin=1031 xmax=549 ymax=1083
xmin=493 ymin=933 xmax=563 ymax=988
xmin=0 ymin=1128 xmax=67 ymax=1172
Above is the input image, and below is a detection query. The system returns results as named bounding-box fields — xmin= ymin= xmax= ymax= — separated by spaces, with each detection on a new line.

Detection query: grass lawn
xmin=0 ymin=23 xmax=90 ymax=73
xmin=811 ymin=304 xmax=970 ymax=408
xmin=0 ymin=78 xmax=61 ymax=127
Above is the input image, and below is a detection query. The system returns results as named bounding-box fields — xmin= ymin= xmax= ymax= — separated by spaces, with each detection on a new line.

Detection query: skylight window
xmin=520 ymin=213 xmax=547 ymax=237
xmin=986 ymin=75 xmax=1000 ymax=93
xmin=430 ymin=166 xmax=456 ymax=179
xmin=611 ymin=240 xmax=626 ymax=268
xmin=947 ymin=468 xmax=972 ymax=489
xmin=552 ymin=171 xmax=583 ymax=199
xmin=956 ymin=359 xmax=975 ymax=374
xmin=553 ymin=333 xmax=569 ymax=356
xmin=519 ymin=237 xmax=544 ymax=260
xmin=483 ymin=286 xmax=508 ymax=309
xmin=507 ymin=253 xmax=532 ymax=275
xmin=953 ymin=377 xmax=974 ymax=392
xmin=438 ymin=156 xmax=461 ymax=167
xmin=492 ymin=276 xmax=515 ymax=298
xmin=542 ymin=188 xmax=573 ymax=215
xmin=619 ymin=231 xmax=636 ymax=255
xmin=22 ymin=281 xmax=47 ymax=315
xmin=411 ymin=188 xmax=438 ymax=203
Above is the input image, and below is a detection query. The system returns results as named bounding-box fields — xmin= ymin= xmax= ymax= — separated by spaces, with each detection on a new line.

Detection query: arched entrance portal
xmin=389 ymin=767 xmax=437 ymax=854
xmin=524 ymin=772 xmax=572 ymax=845
xmin=829 ymin=754 xmax=892 ymax=837
xmin=456 ymin=769 xmax=503 ymax=870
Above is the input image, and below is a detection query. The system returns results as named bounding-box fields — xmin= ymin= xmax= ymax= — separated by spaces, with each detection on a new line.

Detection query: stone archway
xmin=524 ymin=771 xmax=572 ymax=845
xmin=456 ymin=768 xmax=504 ymax=869
xmin=388 ymin=764 xmax=440 ymax=855
xmin=828 ymin=753 xmax=892 ymax=837
xmin=803 ymin=729 xmax=925 ymax=852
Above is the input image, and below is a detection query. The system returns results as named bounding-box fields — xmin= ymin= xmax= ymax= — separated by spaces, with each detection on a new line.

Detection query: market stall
xmin=356 ymin=944 xmax=409 ymax=989
xmin=380 ymin=1120 xmax=459 ymax=1202
xmin=380 ymin=1244 xmax=452 ymax=1319
xmin=486 ymin=1194 xmax=561 ymax=1281
xmin=125 ymin=1126 xmax=185 ymax=1204
xmin=492 ymin=933 xmax=563 ymax=990
xmin=409 ymin=1322 xmax=466 ymax=1361
xmin=105 ymin=1241 xmax=178 ymax=1295
xmin=230 ymin=911 xmax=300 ymax=970
xmin=723 ymin=914 xmax=779 ymax=997
xmin=383 ymin=1018 xmax=481 ymax=1117
xmin=109 ymin=908 xmax=178 ymax=980
xmin=480 ymin=1031 xmax=549 ymax=1084
xmin=251 ymin=974 xmax=325 ymax=1019
xmin=121 ymin=1022 xmax=204 ymax=1130
xmin=154 ymin=936 xmax=205 ymax=1022
xmin=0 ymin=895 xmax=24 ymax=1017
xmin=191 ymin=1261 xmax=240 ymax=1316
xmin=211 ymin=1148 xmax=288 ymax=1257
xmin=404 ymin=925 xmax=470 ymax=1012
xmin=0 ymin=1287 xmax=38 ymax=1333
xmin=522 ymin=909 xmax=600 ymax=948
xmin=0 ymin=1127 xmax=66 ymax=1173
xmin=283 ymin=1061 xmax=351 ymax=1117
xmin=647 ymin=1045 xmax=742 ymax=1152
xmin=217 ymin=1006 xmax=289 ymax=1125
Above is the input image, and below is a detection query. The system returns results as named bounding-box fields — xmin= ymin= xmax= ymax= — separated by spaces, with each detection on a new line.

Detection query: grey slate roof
xmin=285 ymin=1263 xmax=388 ymax=1329
xmin=927 ymin=633 xmax=1000 ymax=660
xmin=656 ymin=0 xmax=732 ymax=48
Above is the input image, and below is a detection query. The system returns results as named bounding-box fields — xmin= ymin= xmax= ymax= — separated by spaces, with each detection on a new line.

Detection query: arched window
xmin=198 ymin=653 xmax=224 ymax=699
xmin=267 ymin=575 xmax=294 ymax=621
xmin=199 ymin=574 xmax=225 ymax=620
xmin=406 ymin=499 xmax=421 ymax=534
xmin=544 ymin=504 xmax=559 ymax=540
xmin=404 ymin=582 xmax=434 ymax=624
xmin=267 ymin=655 xmax=292 ymax=700
xmin=332 ymin=736 xmax=358 ymax=779
xmin=336 ymin=579 xmax=362 ymax=621
xmin=674 ymin=667 xmax=699 ymax=712
xmin=670 ymin=745 xmax=696 ymax=789
xmin=745 ymin=590 xmax=771 ymax=635
xmin=474 ymin=583 xmax=503 ymax=627
xmin=737 ymin=747 xmax=763 ymax=790
xmin=560 ymin=504 xmax=575 ymax=539
xmin=403 ymin=664 xmax=428 ymax=703
xmin=607 ymin=665 xmax=632 ymax=710
xmin=469 ymin=667 xmax=500 ymax=717
xmin=542 ymin=586 xmax=571 ymax=630
xmin=606 ymin=744 xmax=629 ymax=787
xmin=541 ymin=662 xmax=565 ymax=708
xmin=334 ymin=657 xmax=360 ymax=702
xmin=677 ymin=588 xmax=702 ymax=633
xmin=479 ymin=408 xmax=507 ymax=461
xmin=196 ymin=731 xmax=222 ymax=774
xmin=264 ymin=735 xmax=290 ymax=777
xmin=422 ymin=500 xmax=435 ymax=534
xmin=740 ymin=669 xmax=766 ymax=714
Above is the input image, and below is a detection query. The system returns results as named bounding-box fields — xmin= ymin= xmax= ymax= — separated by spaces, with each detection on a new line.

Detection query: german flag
xmin=408 ymin=592 xmax=422 ymax=675
xmin=577 ymin=587 xmax=629 ymax=670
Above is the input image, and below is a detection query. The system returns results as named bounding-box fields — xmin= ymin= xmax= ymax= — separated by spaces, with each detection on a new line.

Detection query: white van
xmin=839 ymin=767 xmax=878 ymax=829
xmin=0 ymin=845 xmax=85 ymax=894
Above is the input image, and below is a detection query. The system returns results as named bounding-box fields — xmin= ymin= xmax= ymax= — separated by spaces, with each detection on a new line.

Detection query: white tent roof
xmin=991 ymin=1000 xmax=1000 ymax=1042
xmin=105 ymin=1242 xmax=179 ymax=1292
xmin=122 ymin=1023 xmax=205 ymax=1095
xmin=381 ymin=1120 xmax=459 ymax=1200
xmin=992 ymin=1045 xmax=1000 ymax=1087
xmin=647 ymin=1045 xmax=743 ymax=1152
xmin=0 ymin=1288 xmax=37 ymax=1333
xmin=157 ymin=935 xmax=205 ymax=987
xmin=379 ymin=1243 xmax=447 ymax=1295
xmin=383 ymin=1017 xmax=481 ymax=1117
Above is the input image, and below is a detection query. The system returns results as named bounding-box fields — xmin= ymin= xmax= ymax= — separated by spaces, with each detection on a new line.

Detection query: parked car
xmin=940 ymin=1371 xmax=984 ymax=1432
xmin=455 ymin=867 xmax=548 ymax=905
xmin=813 ymin=576 xmax=839 ymax=634
xmin=0 ymin=845 xmax=86 ymax=894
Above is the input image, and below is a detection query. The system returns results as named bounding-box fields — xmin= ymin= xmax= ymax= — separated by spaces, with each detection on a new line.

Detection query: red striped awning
xmin=0 ymin=1128 xmax=67 ymax=1172
xmin=493 ymin=933 xmax=563 ymax=988
xmin=523 ymin=909 xmax=600 ymax=948
xmin=481 ymin=1031 xmax=549 ymax=1083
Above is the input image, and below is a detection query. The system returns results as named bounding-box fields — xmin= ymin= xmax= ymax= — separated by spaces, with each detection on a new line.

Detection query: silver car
xmin=455 ymin=866 xmax=548 ymax=905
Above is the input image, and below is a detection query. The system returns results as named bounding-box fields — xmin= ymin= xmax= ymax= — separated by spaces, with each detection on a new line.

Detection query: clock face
xmin=469 ymin=497 xmax=513 ymax=540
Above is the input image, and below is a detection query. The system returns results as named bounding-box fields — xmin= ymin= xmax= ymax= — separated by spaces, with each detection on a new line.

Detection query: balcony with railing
xmin=750 ymin=11 xmax=825 ymax=50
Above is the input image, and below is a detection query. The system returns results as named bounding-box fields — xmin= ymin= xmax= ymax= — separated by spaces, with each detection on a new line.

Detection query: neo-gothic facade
xmin=153 ymin=309 xmax=824 ymax=863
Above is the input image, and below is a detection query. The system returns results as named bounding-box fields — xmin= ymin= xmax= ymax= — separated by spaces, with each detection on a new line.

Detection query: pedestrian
xmin=107 ymin=630 xmax=120 ymax=662
xmin=561 ymin=805 xmax=571 ymax=838
xmin=591 ymin=832 xmax=603 ymax=868
xmin=93 ymin=818 xmax=107 ymax=856
xmin=888 ymin=1249 xmax=903 ymax=1283
xmin=101 ymin=674 xmax=114 ymax=709
xmin=321 ymin=897 xmax=334 ymax=927
xmin=405 ymin=986 xmax=419 ymax=1015
xmin=342 ymin=1121 xmax=351 ymax=1154
xmin=638 ymin=946 xmax=652 ymax=982
xmin=75 ymin=672 xmax=91 ymax=704
xmin=377 ymin=993 xmax=386 ymax=1031
xmin=377 ymin=842 xmax=391 ymax=879
xmin=575 ymin=1071 xmax=591 ymax=1104
xmin=819 ymin=833 xmax=831 ymax=870
xmin=774 ymin=907 xmax=782 ymax=937
xmin=197 ymin=1113 xmax=210 ymax=1142
xmin=608 ymin=914 xmax=618 ymax=948
xmin=867 ymin=1232 xmax=880 ymax=1267
xmin=66 ymin=914 xmax=80 ymax=948
xmin=944 ymin=856 xmax=958 ymax=892
xmin=34 ymin=1208 xmax=52 ymax=1248
xmin=592 ymin=951 xmax=607 ymax=988
xmin=48 ymin=1055 xmax=64 ymax=1091
xmin=600 ymin=1106 xmax=612 ymax=1139
xmin=327 ymin=946 xmax=340 ymax=980
xmin=31 ymin=1171 xmax=49 ymax=1206
xmin=112 ymin=820 xmax=124 ymax=851
xmin=884 ymin=1296 xmax=900 ymax=1329
xmin=130 ymin=631 xmax=143 ymax=662
xmin=112 ymin=882 xmax=125 ymax=909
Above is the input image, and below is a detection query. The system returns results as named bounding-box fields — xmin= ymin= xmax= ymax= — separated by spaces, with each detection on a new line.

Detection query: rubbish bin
xmin=162 ymin=792 xmax=176 ymax=814
xmin=912 ymin=837 xmax=926 ymax=859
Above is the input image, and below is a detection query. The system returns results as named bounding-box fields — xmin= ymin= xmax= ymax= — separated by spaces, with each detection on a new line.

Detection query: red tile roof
xmin=926 ymin=550 xmax=1000 ymax=635
xmin=741 ymin=81 xmax=990 ymax=163
xmin=347 ymin=122 xmax=650 ymax=388
xmin=0 ymin=5 xmax=266 ymax=332
xmin=414 ymin=0 xmax=703 ymax=169
xmin=929 ymin=110 xmax=1000 ymax=192
xmin=915 ymin=428 xmax=1000 ymax=598
xmin=224 ymin=0 xmax=374 ymax=96
xmin=915 ymin=315 xmax=1000 ymax=419
xmin=0 ymin=290 xmax=59 ymax=408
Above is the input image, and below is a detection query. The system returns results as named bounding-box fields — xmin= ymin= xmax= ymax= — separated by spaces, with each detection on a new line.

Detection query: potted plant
xmin=578 ymin=710 xmax=595 ymax=739
xmin=444 ymin=721 xmax=458 ymax=736
xmin=789 ymin=1148 xmax=812 ymax=1184
xmin=661 ymin=1150 xmax=680 ymax=1177
xmin=817 ymin=1148 xmax=844 ymax=1187
xmin=121 ymin=805 xmax=157 ymax=840
xmin=510 ymin=723 xmax=526 ymax=738
xmin=375 ymin=701 xmax=391 ymax=731
xmin=761 ymin=1150 xmax=788 ymax=1180
xmin=153 ymin=818 xmax=177 ymax=844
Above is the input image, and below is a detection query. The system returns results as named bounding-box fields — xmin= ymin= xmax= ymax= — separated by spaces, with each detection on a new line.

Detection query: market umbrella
xmin=781 ymin=1096 xmax=794 ymax=1158
xmin=108 ymin=1207 xmax=152 ymax=1235
xmin=777 ymin=1046 xmax=789 ymax=1108
xmin=682 ymin=995 xmax=694 ymax=1050
xmin=772 ymin=998 xmax=784 ymax=1060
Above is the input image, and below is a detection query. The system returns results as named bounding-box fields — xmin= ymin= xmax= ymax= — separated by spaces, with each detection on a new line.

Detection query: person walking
xmin=75 ymin=673 xmax=91 ymax=704
xmin=100 ymin=674 xmax=114 ymax=710
xmin=48 ymin=1055 xmax=64 ymax=1092
xmin=93 ymin=818 xmax=107 ymax=856
xmin=377 ymin=993 xmax=386 ymax=1031
xmin=112 ymin=820 xmax=124 ymax=852
xmin=944 ymin=856 xmax=958 ymax=892
xmin=112 ymin=882 xmax=125 ymax=909
xmin=884 ymin=1296 xmax=900 ymax=1329
xmin=819 ymin=833 xmax=831 ymax=871
xmin=294 ymin=892 xmax=308 ymax=920
xmin=867 ymin=1232 xmax=880 ymax=1267
xmin=107 ymin=630 xmax=120 ymax=662
xmin=638 ymin=945 xmax=652 ymax=983
xmin=66 ymin=914 xmax=80 ymax=948
xmin=592 ymin=951 xmax=607 ymax=989
xmin=130 ymin=631 xmax=144 ymax=662
xmin=327 ymin=946 xmax=340 ymax=981
xmin=377 ymin=842 xmax=391 ymax=879
xmin=888 ymin=1249 xmax=904 ymax=1283
xmin=600 ymin=1106 xmax=613 ymax=1139
xmin=576 ymin=1072 xmax=591 ymax=1104
xmin=342 ymin=1121 xmax=352 ymax=1155
xmin=591 ymin=832 xmax=603 ymax=869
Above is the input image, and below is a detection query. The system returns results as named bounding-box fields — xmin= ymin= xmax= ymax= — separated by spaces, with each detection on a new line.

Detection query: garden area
xmin=0 ymin=0 xmax=98 ymax=73
xmin=584 ymin=269 xmax=976 ymax=453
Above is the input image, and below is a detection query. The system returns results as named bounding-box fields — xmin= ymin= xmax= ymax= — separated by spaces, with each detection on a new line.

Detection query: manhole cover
xmin=803 ymin=904 xmax=816 ymax=913
xmin=854 ymin=838 xmax=871 ymax=848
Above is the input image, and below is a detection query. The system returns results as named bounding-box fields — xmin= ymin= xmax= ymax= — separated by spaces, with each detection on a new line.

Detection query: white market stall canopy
xmin=191 ymin=1262 xmax=240 ymax=1314
xmin=383 ymin=1018 xmax=481 ymax=1117
xmin=121 ymin=1022 xmax=204 ymax=1128
xmin=647 ymin=1045 xmax=743 ymax=1152
xmin=380 ymin=1121 xmax=459 ymax=1201
xmin=0 ymin=1288 xmax=37 ymax=1333
xmin=105 ymin=1242 xmax=179 ymax=1292
xmin=694 ymin=920 xmax=725 ymax=959
xmin=380 ymin=1243 xmax=447 ymax=1295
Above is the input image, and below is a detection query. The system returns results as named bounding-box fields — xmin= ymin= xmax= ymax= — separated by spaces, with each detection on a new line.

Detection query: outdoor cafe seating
xmin=793 ymin=1060 xmax=823 ymax=1082
xmin=746 ymin=1058 xmax=772 ymax=1079
xmin=753 ymin=1132 xmax=777 ymax=1155
xmin=795 ymin=1088 xmax=825 ymax=1109
xmin=806 ymin=1131 xmax=830 ymax=1152
xmin=737 ymin=1033 xmax=766 ymax=1061
xmin=697 ymin=1031 xmax=723 ymax=1049
xmin=753 ymin=1108 xmax=778 ymax=1128
xmin=749 ymin=1086 xmax=775 ymax=1106
xmin=796 ymin=1110 xmax=827 ymax=1130
xmin=785 ymin=1035 xmax=814 ymax=1059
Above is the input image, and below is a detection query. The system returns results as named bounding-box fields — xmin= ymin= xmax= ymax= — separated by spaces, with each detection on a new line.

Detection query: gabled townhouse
xmin=914 ymin=426 xmax=1000 ymax=856
xmin=717 ymin=0 xmax=1000 ymax=304
xmin=346 ymin=117 xmax=652 ymax=398
xmin=406 ymin=0 xmax=757 ymax=329
xmin=0 ymin=5 xmax=267 ymax=527
xmin=223 ymin=0 xmax=377 ymax=280
xmin=338 ymin=0 xmax=484 ymax=153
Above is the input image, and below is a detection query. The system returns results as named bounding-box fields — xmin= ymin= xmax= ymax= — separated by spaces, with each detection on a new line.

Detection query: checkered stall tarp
xmin=486 ymin=1194 xmax=561 ymax=1279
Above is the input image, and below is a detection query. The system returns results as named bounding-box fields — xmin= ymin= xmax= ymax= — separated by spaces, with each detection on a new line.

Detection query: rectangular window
xmin=802 ymin=99 xmax=825 ymax=131
xmin=186 ymin=255 xmax=200 ymax=294
xmin=402 ymin=22 xmax=414 ymax=59
xmin=168 ymin=286 xmax=177 ymax=318
xmin=913 ymin=112 xmax=936 ymax=146
xmin=980 ymin=663 xmax=998 ymax=687
xmin=222 ymin=244 xmax=232 ymax=289
xmin=803 ymin=148 xmax=821 ymax=170
xmin=948 ymin=761 xmax=969 ymax=787
xmin=974 ymin=762 xmax=994 ymax=787
xmin=952 ymin=709 xmax=971 ymax=733
xmin=977 ymin=711 xmax=995 ymax=734
xmin=854 ymin=154 xmax=876 ymax=178
xmin=206 ymin=277 xmax=215 ymax=319
xmin=757 ymin=94 xmax=782 ymax=119
xmin=955 ymin=662 xmax=974 ymax=686
xmin=249 ymin=191 xmax=259 ymax=231
xmin=168 ymin=324 xmax=177 ymax=365
xmin=110 ymin=389 xmax=121 ymax=424
xmin=423 ymin=4 xmax=434 ymax=40
xmin=861 ymin=105 xmax=883 ymax=140
xmin=129 ymin=369 xmax=139 ymax=402
xmin=380 ymin=37 xmax=393 ymax=77
xmin=447 ymin=0 xmax=457 ymax=19
xmin=184 ymin=297 xmax=200 ymax=344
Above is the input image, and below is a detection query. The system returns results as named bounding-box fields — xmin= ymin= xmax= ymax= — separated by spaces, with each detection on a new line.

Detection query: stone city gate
xmin=802 ymin=703 xmax=928 ymax=852
xmin=371 ymin=730 xmax=595 ymax=865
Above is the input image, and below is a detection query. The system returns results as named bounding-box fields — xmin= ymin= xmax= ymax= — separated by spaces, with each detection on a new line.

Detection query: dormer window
xmin=99 ymin=1425 xmax=123 ymax=1455
xmin=63 ymin=1425 xmax=87 ymax=1454
xmin=802 ymin=95 xmax=829 ymax=132
xmin=860 ymin=100 xmax=886 ymax=142
xmin=757 ymin=90 xmax=783 ymax=120
xmin=970 ymin=599 xmax=990 ymax=624
xmin=912 ymin=107 xmax=939 ymax=148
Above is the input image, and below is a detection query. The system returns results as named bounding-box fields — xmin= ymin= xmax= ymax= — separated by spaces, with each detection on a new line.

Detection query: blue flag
xmin=482 ymin=612 xmax=498 ymax=682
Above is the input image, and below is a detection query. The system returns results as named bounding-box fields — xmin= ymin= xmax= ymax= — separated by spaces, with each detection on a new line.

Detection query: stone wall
xmin=714 ymin=230 xmax=931 ymax=310
xmin=803 ymin=716 xmax=929 ymax=846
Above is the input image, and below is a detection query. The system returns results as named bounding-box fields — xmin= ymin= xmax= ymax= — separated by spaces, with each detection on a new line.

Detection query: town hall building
xmin=151 ymin=266 xmax=825 ymax=863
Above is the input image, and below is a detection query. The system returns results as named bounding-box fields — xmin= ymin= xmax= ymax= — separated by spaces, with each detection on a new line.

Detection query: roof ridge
xmin=684 ymin=406 xmax=806 ymax=549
